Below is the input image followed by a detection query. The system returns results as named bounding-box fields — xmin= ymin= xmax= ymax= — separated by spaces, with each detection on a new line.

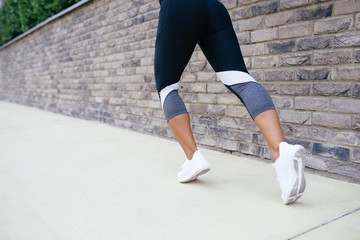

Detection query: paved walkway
xmin=0 ymin=100 xmax=359 ymax=240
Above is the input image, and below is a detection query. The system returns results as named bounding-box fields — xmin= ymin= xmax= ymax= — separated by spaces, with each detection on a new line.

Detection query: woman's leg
xmin=168 ymin=113 xmax=198 ymax=160
xmin=253 ymin=109 xmax=284 ymax=162
xmin=198 ymin=0 xmax=305 ymax=204
xmin=154 ymin=0 xmax=206 ymax=162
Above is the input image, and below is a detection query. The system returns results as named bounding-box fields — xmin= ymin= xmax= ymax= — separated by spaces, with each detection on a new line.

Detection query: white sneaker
xmin=177 ymin=150 xmax=211 ymax=183
xmin=272 ymin=142 xmax=306 ymax=205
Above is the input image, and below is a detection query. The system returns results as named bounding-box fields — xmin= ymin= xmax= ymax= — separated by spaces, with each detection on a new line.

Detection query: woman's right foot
xmin=272 ymin=142 xmax=306 ymax=205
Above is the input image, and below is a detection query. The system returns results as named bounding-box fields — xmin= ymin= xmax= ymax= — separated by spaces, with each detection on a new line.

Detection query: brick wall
xmin=0 ymin=0 xmax=359 ymax=180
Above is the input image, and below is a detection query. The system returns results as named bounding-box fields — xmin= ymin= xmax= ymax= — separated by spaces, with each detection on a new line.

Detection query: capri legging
xmin=154 ymin=0 xmax=275 ymax=121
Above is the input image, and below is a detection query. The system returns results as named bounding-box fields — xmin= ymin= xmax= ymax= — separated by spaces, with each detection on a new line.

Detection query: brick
xmin=236 ymin=119 xmax=258 ymax=131
xmin=244 ymin=57 xmax=251 ymax=68
xmin=313 ymin=112 xmax=351 ymax=129
xmin=329 ymin=130 xmax=360 ymax=147
xmin=355 ymin=50 xmax=360 ymax=63
xmin=227 ymin=105 xmax=251 ymax=118
xmin=332 ymin=67 xmax=360 ymax=80
xmin=280 ymin=53 xmax=311 ymax=67
xmin=240 ymin=43 xmax=265 ymax=56
xmin=331 ymin=98 xmax=360 ymax=114
xmin=262 ymin=83 xmax=278 ymax=94
xmin=313 ymin=143 xmax=350 ymax=161
xmin=353 ymin=116 xmax=360 ymax=130
xmin=209 ymin=127 xmax=229 ymax=138
xmin=279 ymin=0 xmax=314 ymax=10
xmin=95 ymin=97 xmax=103 ymax=103
xmin=293 ymin=125 xmax=328 ymax=141
xmin=251 ymin=28 xmax=278 ymax=43
xmin=195 ymin=134 xmax=217 ymax=147
xmin=313 ymin=50 xmax=352 ymax=65
xmin=279 ymin=110 xmax=311 ymax=125
xmin=207 ymin=83 xmax=229 ymax=94
xmin=297 ymin=4 xmax=333 ymax=21
xmin=182 ymin=83 xmax=207 ymax=93
xmin=304 ymin=155 xmax=328 ymax=171
xmin=279 ymin=22 xmax=311 ymax=39
xmin=265 ymin=10 xmax=295 ymax=27
xmin=192 ymin=124 xmax=209 ymax=135
xmin=334 ymin=33 xmax=360 ymax=48
xmin=264 ymin=69 xmax=294 ymax=81
xmin=217 ymin=116 xmax=239 ymax=129
xmin=333 ymin=0 xmax=360 ymax=15
xmin=296 ymin=67 xmax=330 ymax=81
xmin=197 ymin=93 xmax=217 ymax=104
xmin=251 ymin=56 xmax=278 ymax=68
xmin=354 ymin=148 xmax=360 ymax=163
xmin=280 ymin=83 xmax=311 ymax=95
xmin=235 ymin=16 xmax=264 ymax=32
xmin=313 ymin=83 xmax=351 ymax=96
xmin=297 ymin=36 xmax=332 ymax=51
xmin=197 ymin=72 xmax=217 ymax=82
xmin=271 ymin=96 xmax=293 ymax=109
xmin=238 ymin=143 xmax=264 ymax=157
xmin=353 ymin=84 xmax=360 ymax=98
xmin=198 ymin=115 xmax=217 ymax=125
xmin=231 ymin=7 xmax=252 ymax=20
xmin=188 ymin=103 xmax=208 ymax=114
xmin=217 ymin=94 xmax=238 ymax=105
xmin=285 ymin=139 xmax=312 ymax=150
xmin=220 ymin=0 xmax=238 ymax=8
xmin=207 ymin=104 xmax=227 ymax=115
xmin=266 ymin=40 xmax=295 ymax=54
xmin=327 ymin=161 xmax=360 ymax=179
xmin=132 ymin=1 xmax=145 ymax=8
xmin=237 ymin=32 xmax=250 ymax=44
xmin=182 ymin=93 xmax=198 ymax=103
xmin=314 ymin=16 xmax=353 ymax=34
xmin=248 ymin=70 xmax=263 ymax=81
xmin=228 ymin=129 xmax=252 ymax=142
xmin=237 ymin=0 xmax=263 ymax=7
xmin=181 ymin=73 xmax=197 ymax=82
xmin=188 ymin=60 xmax=207 ymax=72
xmin=294 ymin=96 xmax=329 ymax=111
xmin=251 ymin=1 xmax=278 ymax=16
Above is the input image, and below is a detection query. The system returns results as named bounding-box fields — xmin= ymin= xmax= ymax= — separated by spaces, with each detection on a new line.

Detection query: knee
xmin=230 ymin=82 xmax=275 ymax=119
xmin=158 ymin=82 xmax=188 ymax=121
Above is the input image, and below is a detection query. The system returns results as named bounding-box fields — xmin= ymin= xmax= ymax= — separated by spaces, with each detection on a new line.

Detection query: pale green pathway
xmin=0 ymin=100 xmax=359 ymax=240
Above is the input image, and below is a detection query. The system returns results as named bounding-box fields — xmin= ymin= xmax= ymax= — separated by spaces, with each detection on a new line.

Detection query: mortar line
xmin=288 ymin=207 xmax=360 ymax=240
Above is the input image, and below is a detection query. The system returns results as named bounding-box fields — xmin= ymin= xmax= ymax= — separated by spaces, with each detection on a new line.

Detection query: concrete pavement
xmin=0 ymin=100 xmax=359 ymax=240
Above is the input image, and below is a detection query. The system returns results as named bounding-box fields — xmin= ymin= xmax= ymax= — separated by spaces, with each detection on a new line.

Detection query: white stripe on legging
xmin=159 ymin=81 xmax=180 ymax=109
xmin=216 ymin=71 xmax=256 ymax=86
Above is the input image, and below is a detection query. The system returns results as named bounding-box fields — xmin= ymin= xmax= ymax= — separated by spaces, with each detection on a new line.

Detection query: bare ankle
xmin=186 ymin=149 xmax=197 ymax=160
xmin=271 ymin=151 xmax=280 ymax=162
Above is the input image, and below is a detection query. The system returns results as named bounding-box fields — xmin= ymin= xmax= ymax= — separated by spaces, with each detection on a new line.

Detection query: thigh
xmin=199 ymin=0 xmax=248 ymax=73
xmin=154 ymin=33 xmax=197 ymax=92
xmin=154 ymin=0 xmax=205 ymax=92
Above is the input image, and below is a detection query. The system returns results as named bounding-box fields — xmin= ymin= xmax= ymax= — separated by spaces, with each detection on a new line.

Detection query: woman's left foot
xmin=177 ymin=150 xmax=211 ymax=183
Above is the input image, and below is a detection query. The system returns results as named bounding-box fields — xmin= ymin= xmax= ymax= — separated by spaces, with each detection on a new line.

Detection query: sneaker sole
xmin=284 ymin=147 xmax=306 ymax=205
xmin=179 ymin=167 xmax=211 ymax=183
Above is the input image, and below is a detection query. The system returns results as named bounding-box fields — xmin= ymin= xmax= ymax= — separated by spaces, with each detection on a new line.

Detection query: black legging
xmin=154 ymin=0 xmax=275 ymax=121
